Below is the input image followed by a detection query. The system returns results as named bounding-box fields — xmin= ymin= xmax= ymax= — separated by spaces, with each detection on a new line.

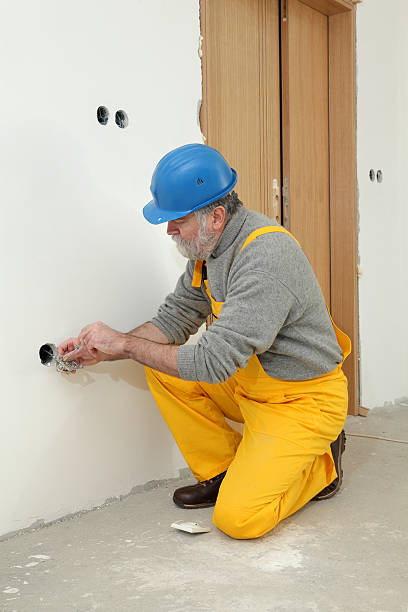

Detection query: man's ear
xmin=211 ymin=206 xmax=226 ymax=231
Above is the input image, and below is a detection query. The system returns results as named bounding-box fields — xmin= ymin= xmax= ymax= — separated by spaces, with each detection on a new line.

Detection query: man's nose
xmin=167 ymin=221 xmax=179 ymax=235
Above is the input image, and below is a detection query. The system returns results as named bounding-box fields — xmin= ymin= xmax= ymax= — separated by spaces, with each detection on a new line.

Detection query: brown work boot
xmin=173 ymin=471 xmax=227 ymax=509
xmin=313 ymin=430 xmax=346 ymax=501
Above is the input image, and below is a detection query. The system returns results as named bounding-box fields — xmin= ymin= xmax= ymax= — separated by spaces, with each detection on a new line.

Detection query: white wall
xmin=357 ymin=0 xmax=408 ymax=409
xmin=0 ymin=0 xmax=202 ymax=538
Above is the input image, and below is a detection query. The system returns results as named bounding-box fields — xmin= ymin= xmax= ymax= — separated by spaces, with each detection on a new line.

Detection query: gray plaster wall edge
xmin=0 ymin=467 xmax=193 ymax=543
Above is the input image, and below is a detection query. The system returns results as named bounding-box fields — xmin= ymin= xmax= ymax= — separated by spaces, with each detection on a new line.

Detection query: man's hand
xmin=59 ymin=322 xmax=126 ymax=366
xmin=57 ymin=337 xmax=98 ymax=367
xmin=58 ymin=321 xmax=180 ymax=378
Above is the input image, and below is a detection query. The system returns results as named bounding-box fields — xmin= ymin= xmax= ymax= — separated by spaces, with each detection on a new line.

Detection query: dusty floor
xmin=1 ymin=404 xmax=407 ymax=612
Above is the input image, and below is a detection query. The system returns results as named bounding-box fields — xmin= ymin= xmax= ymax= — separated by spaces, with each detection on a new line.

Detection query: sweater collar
xmin=208 ymin=206 xmax=248 ymax=260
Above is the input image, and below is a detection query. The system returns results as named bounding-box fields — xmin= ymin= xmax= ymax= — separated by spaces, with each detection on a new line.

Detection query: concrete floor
xmin=1 ymin=404 xmax=408 ymax=612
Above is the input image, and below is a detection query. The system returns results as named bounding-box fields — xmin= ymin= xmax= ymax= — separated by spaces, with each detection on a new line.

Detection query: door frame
xmin=200 ymin=0 xmax=360 ymax=415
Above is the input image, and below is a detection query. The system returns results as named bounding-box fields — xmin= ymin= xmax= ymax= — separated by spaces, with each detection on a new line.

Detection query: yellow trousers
xmin=145 ymin=354 xmax=348 ymax=540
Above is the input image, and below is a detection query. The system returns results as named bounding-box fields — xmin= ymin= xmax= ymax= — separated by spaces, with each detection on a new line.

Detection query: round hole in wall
xmin=97 ymin=106 xmax=109 ymax=125
xmin=377 ymin=170 xmax=383 ymax=183
xmin=39 ymin=343 xmax=57 ymax=366
xmin=369 ymin=169 xmax=376 ymax=182
xmin=115 ymin=110 xmax=129 ymax=129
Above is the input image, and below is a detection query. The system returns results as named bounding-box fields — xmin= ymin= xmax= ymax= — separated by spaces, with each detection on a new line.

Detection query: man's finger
xmin=62 ymin=343 xmax=85 ymax=362
xmin=58 ymin=338 xmax=79 ymax=355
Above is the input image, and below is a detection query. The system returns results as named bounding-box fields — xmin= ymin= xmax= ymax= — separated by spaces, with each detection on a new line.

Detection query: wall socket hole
xmin=377 ymin=170 xmax=383 ymax=183
xmin=97 ymin=106 xmax=109 ymax=125
xmin=369 ymin=169 xmax=376 ymax=182
xmin=115 ymin=110 xmax=129 ymax=129
xmin=39 ymin=343 xmax=57 ymax=366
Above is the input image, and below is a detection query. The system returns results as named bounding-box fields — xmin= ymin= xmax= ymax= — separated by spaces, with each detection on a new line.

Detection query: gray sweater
xmin=151 ymin=206 xmax=343 ymax=384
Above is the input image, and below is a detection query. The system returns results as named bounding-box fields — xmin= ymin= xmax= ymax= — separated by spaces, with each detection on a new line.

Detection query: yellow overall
xmin=145 ymin=226 xmax=351 ymax=539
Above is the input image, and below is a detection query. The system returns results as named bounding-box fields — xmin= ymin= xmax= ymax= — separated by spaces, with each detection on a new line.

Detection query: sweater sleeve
xmin=151 ymin=260 xmax=212 ymax=345
xmin=177 ymin=261 xmax=300 ymax=384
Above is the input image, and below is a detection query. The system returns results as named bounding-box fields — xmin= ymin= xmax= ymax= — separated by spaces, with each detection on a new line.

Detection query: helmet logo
xmin=196 ymin=177 xmax=204 ymax=185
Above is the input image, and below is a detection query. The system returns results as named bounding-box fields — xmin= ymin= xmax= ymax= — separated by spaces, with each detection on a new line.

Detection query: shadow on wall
xmin=58 ymin=360 xmax=150 ymax=391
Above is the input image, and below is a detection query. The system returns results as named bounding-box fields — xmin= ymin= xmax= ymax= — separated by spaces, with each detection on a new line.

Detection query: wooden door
xmin=281 ymin=0 xmax=331 ymax=303
xmin=200 ymin=0 xmax=281 ymax=221
xmin=200 ymin=0 xmax=359 ymax=414
xmin=201 ymin=0 xmax=331 ymax=300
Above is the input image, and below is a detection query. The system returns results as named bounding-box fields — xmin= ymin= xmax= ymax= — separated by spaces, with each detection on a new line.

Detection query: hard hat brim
xmin=143 ymin=168 xmax=237 ymax=225
xmin=143 ymin=200 xmax=192 ymax=225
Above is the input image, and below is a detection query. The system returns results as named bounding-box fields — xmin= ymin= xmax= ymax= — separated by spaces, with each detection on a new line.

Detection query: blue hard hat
xmin=143 ymin=144 xmax=237 ymax=225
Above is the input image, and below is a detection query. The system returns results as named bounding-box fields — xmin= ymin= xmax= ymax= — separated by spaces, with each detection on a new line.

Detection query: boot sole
xmin=173 ymin=500 xmax=216 ymax=509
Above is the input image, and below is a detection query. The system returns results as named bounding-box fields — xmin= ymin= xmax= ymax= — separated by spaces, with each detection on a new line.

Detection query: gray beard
xmin=172 ymin=224 xmax=218 ymax=260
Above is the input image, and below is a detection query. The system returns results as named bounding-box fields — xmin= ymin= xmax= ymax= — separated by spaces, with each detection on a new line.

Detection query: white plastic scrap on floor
xmin=171 ymin=520 xmax=212 ymax=534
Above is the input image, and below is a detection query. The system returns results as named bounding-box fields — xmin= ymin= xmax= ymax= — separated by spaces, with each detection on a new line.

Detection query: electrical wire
xmin=42 ymin=343 xmax=83 ymax=372
xmin=345 ymin=432 xmax=408 ymax=445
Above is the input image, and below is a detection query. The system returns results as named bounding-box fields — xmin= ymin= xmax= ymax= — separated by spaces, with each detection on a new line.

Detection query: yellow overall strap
xmin=192 ymin=260 xmax=204 ymax=288
xmin=240 ymin=226 xmax=301 ymax=252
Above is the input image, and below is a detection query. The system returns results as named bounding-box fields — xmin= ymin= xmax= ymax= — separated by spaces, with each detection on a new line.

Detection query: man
xmin=59 ymin=144 xmax=350 ymax=540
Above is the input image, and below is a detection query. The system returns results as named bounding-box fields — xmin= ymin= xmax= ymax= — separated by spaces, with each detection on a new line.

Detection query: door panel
xmin=281 ymin=0 xmax=331 ymax=303
xmin=201 ymin=0 xmax=281 ymax=219
xmin=201 ymin=0 xmax=359 ymax=413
